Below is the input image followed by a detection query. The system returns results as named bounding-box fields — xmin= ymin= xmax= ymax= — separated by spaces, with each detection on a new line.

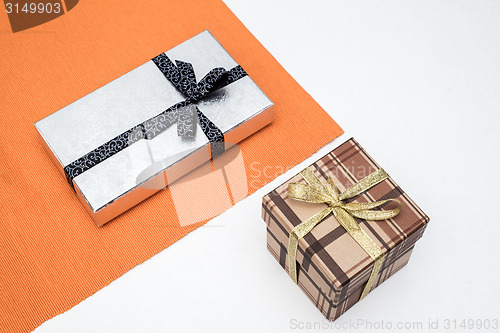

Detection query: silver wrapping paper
xmin=35 ymin=30 xmax=274 ymax=225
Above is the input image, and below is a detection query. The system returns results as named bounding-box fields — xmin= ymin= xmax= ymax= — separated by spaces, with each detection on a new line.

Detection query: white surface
xmin=35 ymin=1 xmax=500 ymax=332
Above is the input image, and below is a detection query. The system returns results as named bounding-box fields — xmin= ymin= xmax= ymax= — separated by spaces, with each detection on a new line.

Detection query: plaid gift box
xmin=262 ymin=138 xmax=429 ymax=321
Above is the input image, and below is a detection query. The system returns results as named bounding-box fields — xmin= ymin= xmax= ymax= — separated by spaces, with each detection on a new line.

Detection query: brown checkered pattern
xmin=261 ymin=138 xmax=429 ymax=321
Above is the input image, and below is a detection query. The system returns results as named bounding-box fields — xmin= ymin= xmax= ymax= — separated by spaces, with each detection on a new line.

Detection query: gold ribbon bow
xmin=287 ymin=168 xmax=401 ymax=300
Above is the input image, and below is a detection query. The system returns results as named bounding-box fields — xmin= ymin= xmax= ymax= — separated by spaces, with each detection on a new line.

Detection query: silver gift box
xmin=35 ymin=30 xmax=274 ymax=226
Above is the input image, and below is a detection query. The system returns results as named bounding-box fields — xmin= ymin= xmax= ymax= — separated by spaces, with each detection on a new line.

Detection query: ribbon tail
xmin=287 ymin=207 xmax=332 ymax=283
xmin=332 ymin=207 xmax=385 ymax=298
xmin=176 ymin=104 xmax=198 ymax=138
xmin=196 ymin=108 xmax=225 ymax=158
xmin=333 ymin=207 xmax=383 ymax=261
xmin=300 ymin=168 xmax=329 ymax=195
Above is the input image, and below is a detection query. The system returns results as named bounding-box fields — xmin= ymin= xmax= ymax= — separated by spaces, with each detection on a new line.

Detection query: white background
xmin=36 ymin=1 xmax=500 ymax=332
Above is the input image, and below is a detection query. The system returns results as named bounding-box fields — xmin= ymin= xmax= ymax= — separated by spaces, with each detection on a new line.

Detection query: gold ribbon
xmin=287 ymin=168 xmax=401 ymax=300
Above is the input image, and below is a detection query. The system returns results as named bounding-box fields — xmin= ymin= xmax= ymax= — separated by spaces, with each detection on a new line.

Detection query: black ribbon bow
xmin=63 ymin=53 xmax=247 ymax=188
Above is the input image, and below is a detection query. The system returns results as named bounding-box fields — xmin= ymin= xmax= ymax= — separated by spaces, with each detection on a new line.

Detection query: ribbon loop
xmin=288 ymin=183 xmax=333 ymax=204
xmin=175 ymin=60 xmax=199 ymax=100
xmin=300 ymin=168 xmax=329 ymax=194
xmin=196 ymin=67 xmax=229 ymax=97
xmin=288 ymin=206 xmax=333 ymax=283
xmin=344 ymin=199 xmax=401 ymax=220
xmin=286 ymin=167 xmax=401 ymax=300
xmin=338 ymin=168 xmax=389 ymax=201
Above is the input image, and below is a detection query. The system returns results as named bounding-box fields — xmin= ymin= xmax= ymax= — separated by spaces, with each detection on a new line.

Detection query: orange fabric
xmin=0 ymin=1 xmax=342 ymax=332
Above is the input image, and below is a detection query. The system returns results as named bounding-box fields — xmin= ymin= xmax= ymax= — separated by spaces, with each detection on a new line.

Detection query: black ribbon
xmin=63 ymin=53 xmax=248 ymax=188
